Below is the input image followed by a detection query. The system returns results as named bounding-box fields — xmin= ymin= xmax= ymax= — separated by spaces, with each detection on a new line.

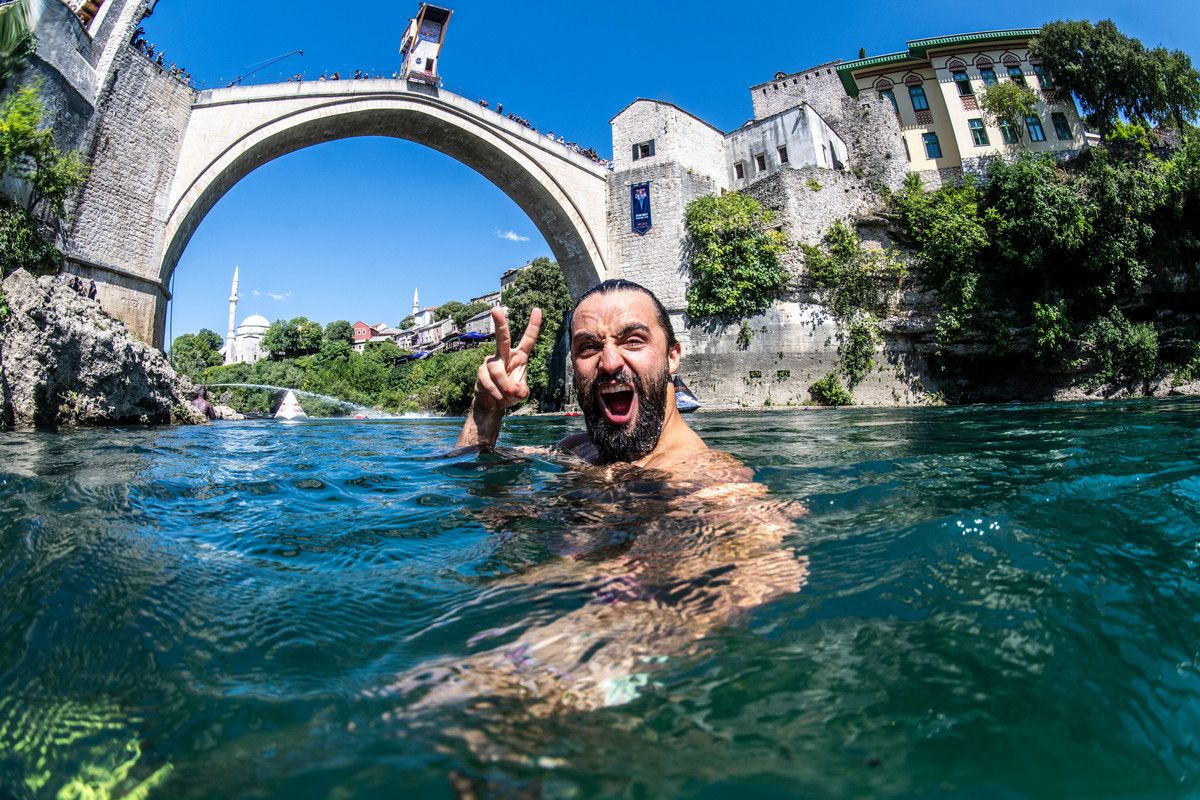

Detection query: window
xmin=632 ymin=139 xmax=655 ymax=160
xmin=426 ymin=58 xmax=435 ymax=73
xmin=909 ymin=85 xmax=929 ymax=112
xmin=999 ymin=119 xmax=1019 ymax=144
xmin=968 ymin=118 xmax=989 ymax=146
xmin=879 ymin=88 xmax=898 ymax=112
xmin=777 ymin=145 xmax=789 ymax=164
xmin=1051 ymin=112 xmax=1073 ymax=140
xmin=953 ymin=69 xmax=973 ymax=96
xmin=734 ymin=161 xmax=744 ymax=180
xmin=1008 ymin=65 xmax=1027 ymax=86
xmin=922 ymin=132 xmax=942 ymax=159
xmin=980 ymin=66 xmax=998 ymax=86
xmin=755 ymin=153 xmax=767 ymax=172
xmin=1026 ymin=114 xmax=1046 ymax=142
xmin=1034 ymin=64 xmax=1054 ymax=89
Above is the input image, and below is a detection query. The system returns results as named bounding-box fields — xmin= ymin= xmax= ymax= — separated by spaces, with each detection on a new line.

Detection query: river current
xmin=1 ymin=400 xmax=1199 ymax=798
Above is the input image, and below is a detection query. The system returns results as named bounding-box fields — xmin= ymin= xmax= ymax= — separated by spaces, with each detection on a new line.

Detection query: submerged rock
xmin=0 ymin=269 xmax=206 ymax=429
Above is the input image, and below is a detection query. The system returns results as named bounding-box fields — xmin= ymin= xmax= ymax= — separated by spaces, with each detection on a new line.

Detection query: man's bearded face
xmin=570 ymin=290 xmax=678 ymax=464
xmin=577 ymin=364 xmax=670 ymax=462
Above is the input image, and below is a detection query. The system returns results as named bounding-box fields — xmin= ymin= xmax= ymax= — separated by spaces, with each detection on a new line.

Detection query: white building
xmin=222 ymin=314 xmax=269 ymax=364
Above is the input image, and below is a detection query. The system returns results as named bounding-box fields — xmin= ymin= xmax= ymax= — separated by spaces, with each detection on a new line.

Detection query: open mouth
xmin=598 ymin=383 xmax=637 ymax=425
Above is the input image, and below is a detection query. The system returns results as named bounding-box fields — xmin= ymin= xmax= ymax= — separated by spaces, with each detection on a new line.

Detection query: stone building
xmin=223 ymin=315 xmax=269 ymax=364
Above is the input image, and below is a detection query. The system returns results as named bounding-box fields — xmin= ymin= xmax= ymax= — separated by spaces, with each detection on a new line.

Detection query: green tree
xmin=801 ymin=220 xmax=906 ymax=320
xmin=261 ymin=316 xmax=321 ymax=358
xmin=1031 ymin=19 xmax=1157 ymax=139
xmin=1151 ymin=48 xmax=1200 ymax=131
xmin=323 ymin=319 xmax=354 ymax=345
xmin=979 ymin=81 xmax=1038 ymax=143
xmin=170 ymin=329 xmax=223 ymax=381
xmin=0 ymin=199 xmax=61 ymax=277
xmin=684 ymin=192 xmax=790 ymax=320
xmin=0 ymin=85 xmax=89 ymax=217
xmin=501 ymin=256 xmax=571 ymax=407
xmin=0 ymin=0 xmax=35 ymax=96
xmin=398 ymin=314 xmax=415 ymax=330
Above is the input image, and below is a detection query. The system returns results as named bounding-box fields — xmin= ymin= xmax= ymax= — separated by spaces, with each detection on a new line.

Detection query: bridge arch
xmin=161 ymin=82 xmax=611 ymax=341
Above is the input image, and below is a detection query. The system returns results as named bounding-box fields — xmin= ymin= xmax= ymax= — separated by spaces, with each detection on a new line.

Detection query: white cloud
xmin=496 ymin=229 xmax=530 ymax=242
xmin=267 ymin=291 xmax=292 ymax=301
xmin=252 ymin=289 xmax=261 ymax=297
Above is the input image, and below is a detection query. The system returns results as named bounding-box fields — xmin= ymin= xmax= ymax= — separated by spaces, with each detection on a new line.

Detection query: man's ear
xmin=667 ymin=342 xmax=681 ymax=376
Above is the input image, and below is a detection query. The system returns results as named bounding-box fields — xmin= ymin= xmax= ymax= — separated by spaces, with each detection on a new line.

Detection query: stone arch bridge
xmin=66 ymin=57 xmax=611 ymax=346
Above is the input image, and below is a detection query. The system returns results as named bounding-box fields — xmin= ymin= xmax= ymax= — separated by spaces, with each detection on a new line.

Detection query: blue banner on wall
xmin=631 ymin=182 xmax=652 ymax=235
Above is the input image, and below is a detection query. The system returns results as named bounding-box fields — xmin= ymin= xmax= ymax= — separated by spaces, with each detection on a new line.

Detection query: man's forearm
xmin=455 ymin=394 xmax=504 ymax=449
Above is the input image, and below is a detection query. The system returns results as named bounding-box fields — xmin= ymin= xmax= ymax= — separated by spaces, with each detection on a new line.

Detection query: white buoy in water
xmin=274 ymin=389 xmax=308 ymax=421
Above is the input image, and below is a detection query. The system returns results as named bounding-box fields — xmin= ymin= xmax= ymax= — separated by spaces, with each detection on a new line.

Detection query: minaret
xmin=412 ymin=287 xmax=419 ymax=317
xmin=224 ymin=266 xmax=239 ymax=365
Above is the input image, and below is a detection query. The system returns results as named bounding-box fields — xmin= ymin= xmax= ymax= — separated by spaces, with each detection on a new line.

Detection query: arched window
xmin=945 ymin=57 xmax=967 ymax=71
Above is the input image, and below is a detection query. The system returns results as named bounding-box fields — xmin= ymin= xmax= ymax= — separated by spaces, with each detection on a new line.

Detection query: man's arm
xmin=456 ymin=307 xmax=542 ymax=449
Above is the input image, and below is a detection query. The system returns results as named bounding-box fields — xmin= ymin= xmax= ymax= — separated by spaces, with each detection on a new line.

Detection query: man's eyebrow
xmin=571 ymin=331 xmax=601 ymax=345
xmin=617 ymin=323 xmax=652 ymax=338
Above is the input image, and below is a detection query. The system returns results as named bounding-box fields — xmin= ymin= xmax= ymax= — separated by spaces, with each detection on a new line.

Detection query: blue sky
xmin=152 ymin=0 xmax=1198 ymax=342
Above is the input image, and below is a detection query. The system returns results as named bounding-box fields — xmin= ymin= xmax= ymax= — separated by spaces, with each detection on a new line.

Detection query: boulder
xmin=0 ymin=269 xmax=207 ymax=429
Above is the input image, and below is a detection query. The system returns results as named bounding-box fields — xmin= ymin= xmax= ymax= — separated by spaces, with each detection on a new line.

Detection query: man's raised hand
xmin=476 ymin=306 xmax=542 ymax=409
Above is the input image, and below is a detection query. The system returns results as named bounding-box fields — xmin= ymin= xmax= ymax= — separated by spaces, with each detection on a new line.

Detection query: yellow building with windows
xmin=834 ymin=29 xmax=1085 ymax=178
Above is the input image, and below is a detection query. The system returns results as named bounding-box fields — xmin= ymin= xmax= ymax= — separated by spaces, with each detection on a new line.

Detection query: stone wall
xmin=607 ymin=161 xmax=718 ymax=312
xmin=65 ymin=45 xmax=195 ymax=344
xmin=610 ymin=99 xmax=729 ymax=186
xmin=675 ymin=302 xmax=935 ymax=409
xmin=750 ymin=66 xmax=909 ymax=191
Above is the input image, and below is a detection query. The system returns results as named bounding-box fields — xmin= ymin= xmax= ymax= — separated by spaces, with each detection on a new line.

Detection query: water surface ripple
xmin=1 ymin=401 xmax=1199 ymax=798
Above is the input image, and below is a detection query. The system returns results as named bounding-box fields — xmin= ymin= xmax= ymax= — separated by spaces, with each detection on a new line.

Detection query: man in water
xmin=192 ymin=386 xmax=217 ymax=420
xmin=384 ymin=282 xmax=804 ymax=718
xmin=456 ymin=279 xmax=715 ymax=473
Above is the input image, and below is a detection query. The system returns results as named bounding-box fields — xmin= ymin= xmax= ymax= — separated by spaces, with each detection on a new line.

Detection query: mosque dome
xmin=239 ymin=314 xmax=270 ymax=331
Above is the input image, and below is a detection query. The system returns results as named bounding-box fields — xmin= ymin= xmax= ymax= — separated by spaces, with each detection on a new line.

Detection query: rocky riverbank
xmin=0 ymin=269 xmax=206 ymax=429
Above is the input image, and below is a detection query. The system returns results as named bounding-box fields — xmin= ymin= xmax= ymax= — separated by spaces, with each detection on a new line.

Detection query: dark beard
xmin=577 ymin=367 xmax=670 ymax=463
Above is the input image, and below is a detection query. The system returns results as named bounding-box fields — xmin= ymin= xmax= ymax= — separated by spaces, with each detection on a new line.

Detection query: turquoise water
xmin=1 ymin=401 xmax=1199 ymax=798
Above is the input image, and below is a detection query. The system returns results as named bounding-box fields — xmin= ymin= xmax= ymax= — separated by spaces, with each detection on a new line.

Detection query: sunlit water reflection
xmin=2 ymin=401 xmax=1199 ymax=798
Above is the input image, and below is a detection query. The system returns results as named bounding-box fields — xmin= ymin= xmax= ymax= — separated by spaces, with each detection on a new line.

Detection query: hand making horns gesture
xmin=476 ymin=306 xmax=543 ymax=409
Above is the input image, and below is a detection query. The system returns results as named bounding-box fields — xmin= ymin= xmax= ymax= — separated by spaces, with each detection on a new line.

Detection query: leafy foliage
xmin=434 ymin=300 xmax=491 ymax=330
xmin=322 ymin=319 xmax=354 ymax=345
xmin=501 ymin=256 xmax=572 ymax=407
xmin=808 ymin=372 xmax=852 ymax=406
xmin=1084 ymin=308 xmax=1159 ymax=386
xmin=840 ymin=314 xmax=879 ymax=388
xmin=978 ymin=82 xmax=1037 ymax=143
xmin=684 ymin=192 xmax=790 ymax=321
xmin=889 ymin=132 xmax=1200 ymax=388
xmin=0 ymin=197 xmax=62 ymax=277
xmin=1031 ymin=19 xmax=1200 ymax=137
xmin=0 ymin=84 xmax=89 ymax=217
xmin=169 ymin=329 xmax=223 ymax=381
xmin=261 ymin=316 xmax=323 ymax=358
xmin=203 ymin=342 xmax=494 ymax=416
xmin=0 ymin=0 xmax=35 ymax=97
xmin=802 ymin=220 xmax=906 ymax=321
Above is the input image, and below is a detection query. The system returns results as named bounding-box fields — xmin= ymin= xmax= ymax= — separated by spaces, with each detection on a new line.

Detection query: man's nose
xmin=598 ymin=342 xmax=624 ymax=374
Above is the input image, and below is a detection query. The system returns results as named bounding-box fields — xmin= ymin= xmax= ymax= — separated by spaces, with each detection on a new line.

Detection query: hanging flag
xmin=631 ymin=182 xmax=652 ymax=235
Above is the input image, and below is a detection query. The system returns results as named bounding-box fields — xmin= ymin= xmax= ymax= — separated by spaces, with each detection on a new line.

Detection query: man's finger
xmin=487 ymin=355 xmax=519 ymax=398
xmin=492 ymin=307 xmax=511 ymax=365
xmin=477 ymin=361 xmax=504 ymax=403
xmin=515 ymin=308 xmax=543 ymax=358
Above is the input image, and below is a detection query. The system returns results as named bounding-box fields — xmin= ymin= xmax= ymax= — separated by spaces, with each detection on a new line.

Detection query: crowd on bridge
xmin=287 ymin=70 xmax=390 ymax=83
xmin=476 ymin=99 xmax=611 ymax=169
xmin=130 ymin=28 xmax=192 ymax=86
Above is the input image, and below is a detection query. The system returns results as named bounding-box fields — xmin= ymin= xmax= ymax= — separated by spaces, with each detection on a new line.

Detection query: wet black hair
xmin=570 ymin=279 xmax=678 ymax=350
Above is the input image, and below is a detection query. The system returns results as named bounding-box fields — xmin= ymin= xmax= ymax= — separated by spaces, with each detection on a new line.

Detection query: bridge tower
xmin=398 ymin=4 xmax=451 ymax=85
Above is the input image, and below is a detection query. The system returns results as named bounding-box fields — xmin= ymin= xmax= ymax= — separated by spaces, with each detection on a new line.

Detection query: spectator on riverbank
xmin=88 ymin=280 xmax=97 ymax=301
